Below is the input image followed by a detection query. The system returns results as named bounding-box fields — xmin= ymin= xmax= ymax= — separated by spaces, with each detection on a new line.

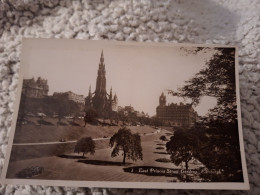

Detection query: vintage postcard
xmin=1 ymin=38 xmax=249 ymax=189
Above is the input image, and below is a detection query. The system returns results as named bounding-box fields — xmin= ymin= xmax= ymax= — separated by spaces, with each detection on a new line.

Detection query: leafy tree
xmin=169 ymin=47 xmax=243 ymax=181
xmin=84 ymin=108 xmax=98 ymax=126
xmin=169 ymin=47 xmax=236 ymax=123
xmin=53 ymin=94 xmax=79 ymax=122
xmin=160 ymin=135 xmax=167 ymax=141
xmin=193 ymin=121 xmax=243 ymax=181
xmin=74 ymin=137 xmax=95 ymax=157
xmin=150 ymin=117 xmax=163 ymax=127
xmin=41 ymin=94 xmax=79 ymax=126
xmin=21 ymin=95 xmax=80 ymax=121
xmin=109 ymin=127 xmax=143 ymax=165
xmin=166 ymin=130 xmax=199 ymax=170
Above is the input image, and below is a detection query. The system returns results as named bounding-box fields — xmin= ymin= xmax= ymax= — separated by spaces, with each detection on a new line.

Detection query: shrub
xmin=37 ymin=119 xmax=54 ymax=126
xmin=155 ymin=158 xmax=171 ymax=163
xmin=156 ymin=147 xmax=164 ymax=150
xmin=74 ymin=137 xmax=95 ymax=157
xmin=160 ymin=135 xmax=167 ymax=141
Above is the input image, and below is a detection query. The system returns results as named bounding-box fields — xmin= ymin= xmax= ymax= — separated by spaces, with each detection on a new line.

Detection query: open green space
xmin=7 ymin=136 xmax=180 ymax=182
xmin=14 ymin=116 xmax=159 ymax=143
xmin=7 ymin=125 xmax=205 ymax=182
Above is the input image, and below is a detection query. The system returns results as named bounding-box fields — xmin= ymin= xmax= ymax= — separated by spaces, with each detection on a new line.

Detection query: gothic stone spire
xmin=92 ymin=50 xmax=108 ymax=115
xmin=96 ymin=50 xmax=106 ymax=94
xmin=88 ymin=85 xmax=92 ymax=97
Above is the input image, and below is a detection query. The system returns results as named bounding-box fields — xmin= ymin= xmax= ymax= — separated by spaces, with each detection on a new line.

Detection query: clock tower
xmin=159 ymin=92 xmax=166 ymax=106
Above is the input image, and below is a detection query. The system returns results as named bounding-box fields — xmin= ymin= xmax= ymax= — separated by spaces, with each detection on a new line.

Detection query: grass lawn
xmin=7 ymin=130 xmax=181 ymax=182
xmin=13 ymin=117 xmax=158 ymax=144
xmin=10 ymin=139 xmax=110 ymax=161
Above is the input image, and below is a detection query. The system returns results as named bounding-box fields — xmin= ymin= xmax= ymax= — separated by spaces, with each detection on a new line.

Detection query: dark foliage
xmin=153 ymin=152 xmax=169 ymax=155
xmin=156 ymin=143 xmax=165 ymax=146
xmin=159 ymin=135 xmax=167 ymax=141
xmin=69 ymin=121 xmax=80 ymax=126
xmin=37 ymin=119 xmax=54 ymax=126
xmin=17 ymin=95 xmax=80 ymax=122
xmin=74 ymin=137 xmax=95 ymax=157
xmin=193 ymin=121 xmax=243 ymax=181
xmin=166 ymin=130 xmax=199 ymax=170
xmin=155 ymin=147 xmax=164 ymax=150
xmin=168 ymin=48 xmax=243 ymax=181
xmin=57 ymin=154 xmax=86 ymax=159
xmin=16 ymin=166 xmax=44 ymax=178
xmin=109 ymin=127 xmax=143 ymax=165
xmin=84 ymin=108 xmax=98 ymax=126
xmin=52 ymin=94 xmax=80 ymax=122
xmin=155 ymin=158 xmax=171 ymax=163
xmin=78 ymin=160 xmax=132 ymax=166
xmin=169 ymin=48 xmax=236 ymax=123
xmin=150 ymin=117 xmax=163 ymax=127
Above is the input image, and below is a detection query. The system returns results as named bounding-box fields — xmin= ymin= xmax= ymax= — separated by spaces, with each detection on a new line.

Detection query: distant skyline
xmin=22 ymin=39 xmax=218 ymax=116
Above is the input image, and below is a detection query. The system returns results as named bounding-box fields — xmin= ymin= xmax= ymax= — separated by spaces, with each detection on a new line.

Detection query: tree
xmin=193 ymin=121 xmax=243 ymax=181
xmin=166 ymin=130 xmax=198 ymax=171
xmin=109 ymin=127 xmax=143 ymax=165
xmin=168 ymin=47 xmax=243 ymax=181
xmin=160 ymin=135 xmax=167 ymax=141
xmin=150 ymin=117 xmax=163 ymax=127
xmin=169 ymin=47 xmax=236 ymax=123
xmin=74 ymin=137 xmax=95 ymax=157
xmin=52 ymin=94 xmax=80 ymax=125
xmin=22 ymin=94 xmax=80 ymax=119
xmin=84 ymin=108 xmax=98 ymax=126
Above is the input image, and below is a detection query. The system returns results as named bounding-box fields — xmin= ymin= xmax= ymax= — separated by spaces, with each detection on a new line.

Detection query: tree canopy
xmin=20 ymin=94 xmax=80 ymax=119
xmin=168 ymin=47 xmax=243 ymax=181
xmin=52 ymin=93 xmax=80 ymax=121
xmin=159 ymin=135 xmax=167 ymax=141
xmin=109 ymin=127 xmax=143 ymax=165
xmin=169 ymin=47 xmax=236 ymax=122
xmin=166 ymin=130 xmax=199 ymax=170
xmin=84 ymin=108 xmax=98 ymax=126
xmin=74 ymin=137 xmax=95 ymax=157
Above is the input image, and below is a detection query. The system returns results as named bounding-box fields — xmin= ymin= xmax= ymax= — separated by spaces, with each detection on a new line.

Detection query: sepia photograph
xmin=1 ymin=39 xmax=249 ymax=189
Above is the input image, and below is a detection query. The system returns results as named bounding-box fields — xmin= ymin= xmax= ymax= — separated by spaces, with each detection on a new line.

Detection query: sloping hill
xmin=14 ymin=117 xmax=158 ymax=144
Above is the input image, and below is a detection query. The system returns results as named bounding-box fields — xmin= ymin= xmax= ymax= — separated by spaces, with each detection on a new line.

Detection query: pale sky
xmin=22 ymin=39 xmax=218 ymax=116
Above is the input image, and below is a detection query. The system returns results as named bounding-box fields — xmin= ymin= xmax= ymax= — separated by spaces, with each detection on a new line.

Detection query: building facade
xmin=85 ymin=50 xmax=118 ymax=116
xmin=22 ymin=77 xmax=49 ymax=98
xmin=53 ymin=91 xmax=85 ymax=105
xmin=66 ymin=91 xmax=85 ymax=104
xmin=156 ymin=92 xmax=198 ymax=127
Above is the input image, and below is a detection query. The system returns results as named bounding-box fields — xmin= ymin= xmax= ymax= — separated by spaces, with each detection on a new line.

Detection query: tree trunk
xmin=185 ymin=161 xmax=188 ymax=171
xmin=123 ymin=152 xmax=126 ymax=165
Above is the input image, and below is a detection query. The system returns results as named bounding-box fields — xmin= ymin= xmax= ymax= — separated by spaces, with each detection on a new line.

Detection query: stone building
xmin=118 ymin=105 xmax=148 ymax=119
xmin=124 ymin=105 xmax=135 ymax=114
xmin=118 ymin=105 xmax=134 ymax=117
xmin=22 ymin=77 xmax=49 ymax=98
xmin=66 ymin=91 xmax=85 ymax=104
xmin=53 ymin=91 xmax=85 ymax=105
xmin=156 ymin=92 xmax=198 ymax=127
xmin=85 ymin=50 xmax=118 ymax=116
